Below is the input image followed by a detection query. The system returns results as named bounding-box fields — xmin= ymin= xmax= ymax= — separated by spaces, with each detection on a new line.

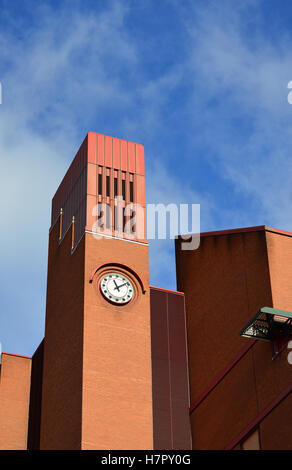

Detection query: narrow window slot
xmin=106 ymin=175 xmax=110 ymax=197
xmin=122 ymin=180 xmax=126 ymax=200
xmin=98 ymin=174 xmax=102 ymax=195
xmin=114 ymin=177 xmax=118 ymax=197
xmin=130 ymin=181 xmax=134 ymax=202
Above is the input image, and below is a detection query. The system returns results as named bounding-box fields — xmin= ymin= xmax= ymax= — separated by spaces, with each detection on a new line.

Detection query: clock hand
xmin=114 ymin=282 xmax=128 ymax=290
xmin=113 ymin=279 xmax=120 ymax=292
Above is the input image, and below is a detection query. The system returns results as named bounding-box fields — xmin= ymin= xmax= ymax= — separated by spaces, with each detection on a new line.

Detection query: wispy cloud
xmin=184 ymin=0 xmax=292 ymax=228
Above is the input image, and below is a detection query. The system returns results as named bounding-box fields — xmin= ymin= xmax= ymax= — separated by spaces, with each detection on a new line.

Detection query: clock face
xmin=100 ymin=272 xmax=134 ymax=305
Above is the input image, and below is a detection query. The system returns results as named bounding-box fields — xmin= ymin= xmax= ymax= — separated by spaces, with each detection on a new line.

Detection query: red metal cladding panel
xmin=168 ymin=293 xmax=188 ymax=365
xmin=150 ymin=287 xmax=192 ymax=450
xmin=120 ymin=139 xmax=128 ymax=172
xmin=69 ymin=155 xmax=76 ymax=186
xmin=97 ymin=134 xmax=105 ymax=166
xmin=81 ymin=142 xmax=86 ymax=170
xmin=136 ymin=143 xmax=145 ymax=175
xmin=87 ymin=132 xmax=96 ymax=164
xmin=150 ymin=288 xmax=172 ymax=450
xmin=85 ymin=194 xmax=97 ymax=232
xmin=128 ymin=141 xmax=135 ymax=173
xmin=77 ymin=154 xmax=82 ymax=182
xmin=105 ymin=135 xmax=113 ymax=167
xmin=135 ymin=174 xmax=146 ymax=206
xmin=72 ymin=151 xmax=79 ymax=183
xmin=51 ymin=136 xmax=88 ymax=226
xmin=168 ymin=292 xmax=192 ymax=449
xmin=51 ymin=198 xmax=57 ymax=226
xmin=113 ymin=137 xmax=120 ymax=170
xmin=87 ymin=164 xmax=97 ymax=196
xmin=81 ymin=166 xmax=87 ymax=200
xmin=75 ymin=205 xmax=86 ymax=246
xmin=62 ymin=199 xmax=69 ymax=235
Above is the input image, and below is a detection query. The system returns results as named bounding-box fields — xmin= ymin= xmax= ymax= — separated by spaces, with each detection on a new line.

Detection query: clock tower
xmin=40 ymin=132 xmax=153 ymax=449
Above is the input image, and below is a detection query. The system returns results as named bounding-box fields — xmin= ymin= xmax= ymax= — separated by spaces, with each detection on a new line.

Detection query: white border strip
xmin=85 ymin=230 xmax=148 ymax=246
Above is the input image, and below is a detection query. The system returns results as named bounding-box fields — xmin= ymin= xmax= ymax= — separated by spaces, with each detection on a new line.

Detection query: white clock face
xmin=100 ymin=273 xmax=134 ymax=304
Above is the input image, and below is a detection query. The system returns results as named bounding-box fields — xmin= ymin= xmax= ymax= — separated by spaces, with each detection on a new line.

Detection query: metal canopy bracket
xmin=239 ymin=307 xmax=292 ymax=342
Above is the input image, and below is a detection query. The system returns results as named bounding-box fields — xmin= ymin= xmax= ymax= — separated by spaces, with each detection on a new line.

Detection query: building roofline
xmin=177 ymin=225 xmax=292 ymax=240
xmin=2 ymin=352 xmax=32 ymax=360
xmin=265 ymin=226 xmax=292 ymax=237
xmin=88 ymin=131 xmax=143 ymax=147
xmin=150 ymin=285 xmax=184 ymax=296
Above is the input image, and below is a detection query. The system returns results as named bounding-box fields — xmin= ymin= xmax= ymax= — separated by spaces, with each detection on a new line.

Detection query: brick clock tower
xmin=41 ymin=133 xmax=153 ymax=449
xmin=0 ymin=131 xmax=191 ymax=451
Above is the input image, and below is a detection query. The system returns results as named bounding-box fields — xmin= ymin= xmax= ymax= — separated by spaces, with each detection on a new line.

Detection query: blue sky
xmin=1 ymin=0 xmax=292 ymax=356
